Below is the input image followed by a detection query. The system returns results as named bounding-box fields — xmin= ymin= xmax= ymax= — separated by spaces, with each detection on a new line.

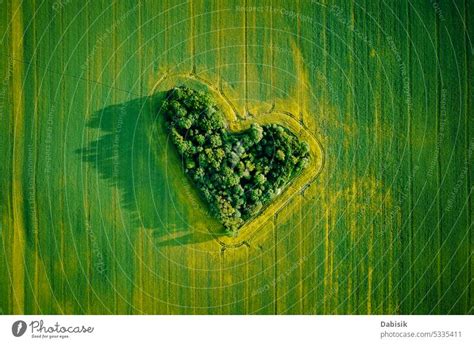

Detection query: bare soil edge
xmin=150 ymin=72 xmax=325 ymax=249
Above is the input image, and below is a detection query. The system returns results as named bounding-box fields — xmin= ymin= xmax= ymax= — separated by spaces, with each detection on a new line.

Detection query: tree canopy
xmin=162 ymin=86 xmax=310 ymax=235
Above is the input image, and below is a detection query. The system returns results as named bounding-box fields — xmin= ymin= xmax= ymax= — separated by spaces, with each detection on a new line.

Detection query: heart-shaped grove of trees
xmin=161 ymin=86 xmax=310 ymax=235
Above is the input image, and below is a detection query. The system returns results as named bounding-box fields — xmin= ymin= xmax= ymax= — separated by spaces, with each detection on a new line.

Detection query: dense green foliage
xmin=162 ymin=87 xmax=310 ymax=234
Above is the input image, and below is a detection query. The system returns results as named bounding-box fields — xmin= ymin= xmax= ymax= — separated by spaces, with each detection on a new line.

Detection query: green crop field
xmin=0 ymin=0 xmax=472 ymax=315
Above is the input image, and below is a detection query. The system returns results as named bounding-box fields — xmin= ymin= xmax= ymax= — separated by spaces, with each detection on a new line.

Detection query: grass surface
xmin=0 ymin=0 xmax=472 ymax=314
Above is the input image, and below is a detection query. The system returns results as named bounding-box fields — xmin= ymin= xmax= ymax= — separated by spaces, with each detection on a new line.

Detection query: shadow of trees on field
xmin=76 ymin=92 xmax=220 ymax=247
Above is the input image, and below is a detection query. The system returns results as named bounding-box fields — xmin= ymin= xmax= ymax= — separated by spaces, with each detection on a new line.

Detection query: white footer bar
xmin=0 ymin=315 xmax=472 ymax=344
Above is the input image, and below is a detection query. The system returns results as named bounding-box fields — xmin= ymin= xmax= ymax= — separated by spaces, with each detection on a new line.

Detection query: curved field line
xmin=151 ymin=72 xmax=325 ymax=248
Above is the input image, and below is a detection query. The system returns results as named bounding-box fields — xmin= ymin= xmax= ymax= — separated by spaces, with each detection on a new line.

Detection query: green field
xmin=0 ymin=0 xmax=472 ymax=314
